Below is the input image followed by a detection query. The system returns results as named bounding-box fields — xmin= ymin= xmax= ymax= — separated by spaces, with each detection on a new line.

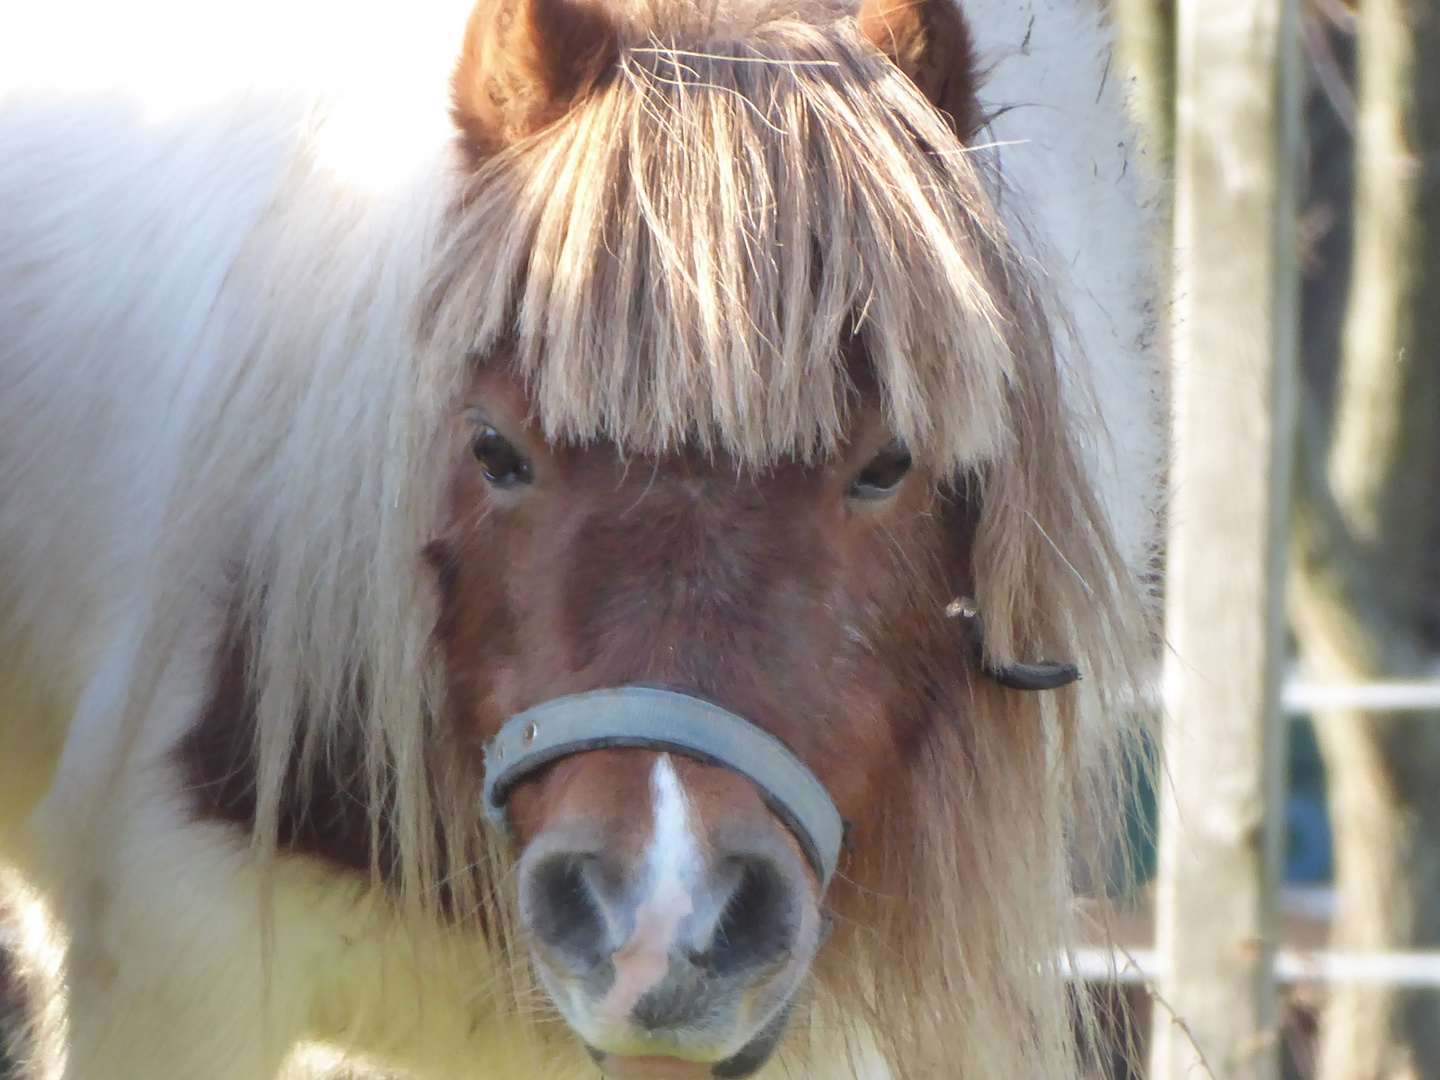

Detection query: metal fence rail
xmin=1283 ymin=679 xmax=1440 ymax=713
xmin=1070 ymin=948 xmax=1440 ymax=988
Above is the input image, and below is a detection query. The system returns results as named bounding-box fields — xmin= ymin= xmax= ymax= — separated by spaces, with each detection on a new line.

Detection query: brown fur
xmin=428 ymin=366 xmax=988 ymax=862
xmin=157 ymin=0 xmax=1156 ymax=1074
xmin=452 ymin=0 xmax=984 ymax=162
xmin=452 ymin=0 xmax=624 ymax=160
xmin=421 ymin=3 xmax=1152 ymax=1067
xmin=856 ymin=0 xmax=984 ymax=139
xmin=414 ymin=358 xmax=1069 ymax=1073
xmin=176 ymin=611 xmax=397 ymax=879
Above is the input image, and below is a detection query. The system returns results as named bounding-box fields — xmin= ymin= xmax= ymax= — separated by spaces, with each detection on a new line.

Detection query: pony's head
xmin=406 ymin=0 xmax=1151 ymax=1073
xmin=176 ymin=0 xmax=1155 ymax=1075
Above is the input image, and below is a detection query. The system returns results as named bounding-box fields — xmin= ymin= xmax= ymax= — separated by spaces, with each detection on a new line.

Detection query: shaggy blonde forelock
xmin=426 ymin=15 xmax=1023 ymax=471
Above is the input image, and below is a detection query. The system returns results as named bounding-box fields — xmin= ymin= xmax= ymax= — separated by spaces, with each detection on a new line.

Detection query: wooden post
xmin=1149 ymin=0 xmax=1302 ymax=1076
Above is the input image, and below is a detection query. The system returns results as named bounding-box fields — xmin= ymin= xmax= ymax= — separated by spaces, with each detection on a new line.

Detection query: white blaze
xmin=598 ymin=754 xmax=701 ymax=1022
xmin=646 ymin=754 xmax=701 ymax=906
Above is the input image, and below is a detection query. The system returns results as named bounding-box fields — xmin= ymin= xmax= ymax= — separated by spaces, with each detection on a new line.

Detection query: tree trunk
xmin=1288 ymin=0 xmax=1440 ymax=1076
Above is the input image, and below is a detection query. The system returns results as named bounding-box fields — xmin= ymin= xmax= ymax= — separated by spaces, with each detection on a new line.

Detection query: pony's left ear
xmin=452 ymin=0 xmax=623 ymax=162
xmin=855 ymin=0 xmax=983 ymax=141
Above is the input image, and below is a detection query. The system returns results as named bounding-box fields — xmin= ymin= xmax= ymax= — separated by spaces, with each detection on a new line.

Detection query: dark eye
xmin=473 ymin=425 xmax=533 ymax=489
xmin=847 ymin=440 xmax=912 ymax=501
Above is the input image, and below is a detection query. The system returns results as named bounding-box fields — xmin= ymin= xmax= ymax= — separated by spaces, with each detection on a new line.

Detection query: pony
xmin=0 ymin=0 xmax=1162 ymax=1077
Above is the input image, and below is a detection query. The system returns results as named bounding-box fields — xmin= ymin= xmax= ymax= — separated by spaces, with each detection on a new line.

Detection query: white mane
xmin=0 ymin=2 xmax=1161 ymax=1078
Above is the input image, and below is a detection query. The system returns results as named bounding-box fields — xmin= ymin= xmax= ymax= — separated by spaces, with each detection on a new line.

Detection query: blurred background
xmin=1091 ymin=0 xmax=1440 ymax=1076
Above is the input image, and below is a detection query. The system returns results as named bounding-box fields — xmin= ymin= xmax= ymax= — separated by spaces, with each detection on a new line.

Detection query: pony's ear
xmin=856 ymin=0 xmax=983 ymax=141
xmin=452 ymin=0 xmax=623 ymax=161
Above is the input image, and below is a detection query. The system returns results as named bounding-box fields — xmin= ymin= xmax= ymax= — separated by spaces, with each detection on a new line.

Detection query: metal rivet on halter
xmin=945 ymin=595 xmax=1082 ymax=692
xmin=944 ymin=597 xmax=977 ymax=619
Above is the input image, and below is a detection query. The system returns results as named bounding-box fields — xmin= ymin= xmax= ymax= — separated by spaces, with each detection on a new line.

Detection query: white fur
xmin=0 ymin=4 xmax=504 ymax=1077
xmin=0 ymin=1 xmax=1158 ymax=1078
xmin=10 ymin=599 xmax=592 ymax=1080
xmin=596 ymin=757 xmax=701 ymax=1023
xmin=969 ymin=0 xmax=1166 ymax=576
xmin=643 ymin=755 xmax=702 ymax=931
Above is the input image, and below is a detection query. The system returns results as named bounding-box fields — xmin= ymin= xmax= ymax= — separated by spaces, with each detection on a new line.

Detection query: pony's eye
xmin=847 ymin=440 xmax=912 ymax=501
xmin=473 ymin=426 xmax=533 ymax=489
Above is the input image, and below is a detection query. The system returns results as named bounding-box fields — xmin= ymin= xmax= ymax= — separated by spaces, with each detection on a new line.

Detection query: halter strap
xmin=482 ymin=686 xmax=844 ymax=888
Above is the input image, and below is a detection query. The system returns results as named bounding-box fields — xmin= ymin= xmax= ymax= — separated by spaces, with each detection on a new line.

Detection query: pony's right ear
xmin=452 ymin=0 xmax=623 ymax=162
xmin=855 ymin=0 xmax=983 ymax=141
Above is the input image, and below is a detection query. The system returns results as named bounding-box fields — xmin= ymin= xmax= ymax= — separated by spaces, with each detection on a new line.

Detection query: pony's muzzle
xmin=521 ymin=844 xmax=800 ymax=985
xmin=517 ymin=816 xmax=817 ymax=1071
xmin=489 ymin=690 xmax=838 ymax=1072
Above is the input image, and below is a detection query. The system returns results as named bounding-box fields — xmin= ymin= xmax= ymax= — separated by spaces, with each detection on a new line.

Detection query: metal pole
xmin=1075 ymin=948 xmax=1440 ymax=989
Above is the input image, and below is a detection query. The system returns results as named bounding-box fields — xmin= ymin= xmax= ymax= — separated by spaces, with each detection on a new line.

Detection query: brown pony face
xmin=433 ymin=0 xmax=1002 ymax=1069
xmin=427 ymin=366 xmax=983 ymax=1076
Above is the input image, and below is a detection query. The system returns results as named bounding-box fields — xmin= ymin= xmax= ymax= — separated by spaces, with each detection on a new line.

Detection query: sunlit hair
xmin=112 ymin=4 xmax=1160 ymax=1079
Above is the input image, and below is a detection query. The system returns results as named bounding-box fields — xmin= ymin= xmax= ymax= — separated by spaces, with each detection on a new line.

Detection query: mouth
xmin=588 ymin=1055 xmax=712 ymax=1080
xmin=585 ymin=1004 xmax=793 ymax=1080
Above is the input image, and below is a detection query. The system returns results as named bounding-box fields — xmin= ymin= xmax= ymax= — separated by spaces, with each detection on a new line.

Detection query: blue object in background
xmin=1285 ymin=792 xmax=1333 ymax=882
xmin=1285 ymin=717 xmax=1332 ymax=883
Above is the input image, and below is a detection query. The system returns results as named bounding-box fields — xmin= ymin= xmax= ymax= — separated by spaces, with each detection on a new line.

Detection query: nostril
xmin=693 ymin=856 xmax=796 ymax=977
xmin=523 ymin=853 xmax=610 ymax=974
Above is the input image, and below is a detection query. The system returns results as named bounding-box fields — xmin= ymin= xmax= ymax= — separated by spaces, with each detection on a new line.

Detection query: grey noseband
xmin=482 ymin=686 xmax=844 ymax=888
